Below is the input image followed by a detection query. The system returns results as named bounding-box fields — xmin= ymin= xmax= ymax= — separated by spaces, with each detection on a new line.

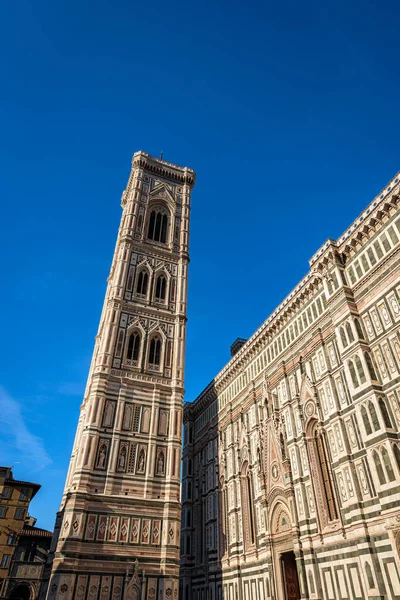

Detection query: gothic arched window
xmin=361 ymin=405 xmax=372 ymax=435
xmin=346 ymin=322 xmax=355 ymax=343
xmin=149 ymin=336 xmax=161 ymax=368
xmin=365 ymin=352 xmax=378 ymax=381
xmin=308 ymin=572 xmax=315 ymax=595
xmin=365 ymin=563 xmax=374 ymax=590
xmin=372 ymin=450 xmax=386 ymax=485
xmin=312 ymin=426 xmax=338 ymax=521
xmin=355 ymin=355 xmax=366 ymax=384
xmin=147 ymin=210 xmax=169 ymax=243
xmin=348 ymin=360 xmax=359 ymax=388
xmin=393 ymin=444 xmax=400 ymax=472
xmin=155 ymin=274 xmax=167 ymax=302
xmin=379 ymin=399 xmax=392 ymax=429
xmin=245 ymin=472 xmax=255 ymax=544
xmin=136 ymin=270 xmax=149 ymax=297
xmin=115 ymin=329 xmax=124 ymax=357
xmin=127 ymin=332 xmax=140 ymax=362
xmin=280 ymin=433 xmax=286 ymax=460
xmin=355 ymin=318 xmax=364 ymax=340
xmin=340 ymin=327 xmax=348 ymax=348
xmin=369 ymin=401 xmax=380 ymax=432
xmin=381 ymin=447 xmax=395 ymax=482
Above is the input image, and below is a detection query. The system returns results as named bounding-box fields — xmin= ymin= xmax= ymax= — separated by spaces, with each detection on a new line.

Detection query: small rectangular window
xmin=2 ymin=487 xmax=12 ymax=499
xmin=0 ymin=554 xmax=11 ymax=568
xmin=380 ymin=233 xmax=391 ymax=253
xmin=361 ymin=254 xmax=370 ymax=272
xmin=316 ymin=298 xmax=323 ymax=314
xmin=388 ymin=225 xmax=399 ymax=245
xmin=19 ymin=489 xmax=30 ymax=502
xmin=7 ymin=533 xmax=16 ymax=545
xmin=15 ymin=507 xmax=25 ymax=520
xmin=0 ymin=506 xmax=7 ymax=518
xmin=347 ymin=266 xmax=356 ymax=284
xmin=354 ymin=260 xmax=363 ymax=278
xmin=312 ymin=303 xmax=318 ymax=319
xmin=303 ymin=314 xmax=308 ymax=329
xmin=367 ymin=248 xmax=377 ymax=266
xmin=373 ymin=240 xmax=384 ymax=259
xmin=307 ymin=307 xmax=312 ymax=322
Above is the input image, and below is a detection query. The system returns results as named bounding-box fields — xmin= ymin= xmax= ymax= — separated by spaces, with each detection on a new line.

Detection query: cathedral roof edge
xmin=189 ymin=170 xmax=400 ymax=411
xmin=309 ymin=171 xmax=400 ymax=266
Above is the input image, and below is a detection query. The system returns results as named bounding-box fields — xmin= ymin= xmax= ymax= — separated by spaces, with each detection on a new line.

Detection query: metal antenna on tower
xmin=160 ymin=151 xmax=163 ymax=160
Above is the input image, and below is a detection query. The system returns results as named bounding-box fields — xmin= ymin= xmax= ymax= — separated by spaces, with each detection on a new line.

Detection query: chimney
xmin=230 ymin=338 xmax=247 ymax=357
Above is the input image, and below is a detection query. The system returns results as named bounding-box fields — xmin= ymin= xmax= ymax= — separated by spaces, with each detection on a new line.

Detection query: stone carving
xmin=124 ymin=560 xmax=141 ymax=600
xmin=97 ymin=443 xmax=108 ymax=469
xmin=156 ymin=450 xmax=165 ymax=475
xmin=137 ymin=448 xmax=146 ymax=474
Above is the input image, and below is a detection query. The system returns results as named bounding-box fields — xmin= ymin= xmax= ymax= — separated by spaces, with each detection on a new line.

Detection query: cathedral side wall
xmin=181 ymin=175 xmax=400 ymax=600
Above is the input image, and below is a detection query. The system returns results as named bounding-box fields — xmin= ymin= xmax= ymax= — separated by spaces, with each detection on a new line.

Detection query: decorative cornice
xmin=132 ymin=151 xmax=196 ymax=187
xmin=309 ymin=172 xmax=400 ymax=267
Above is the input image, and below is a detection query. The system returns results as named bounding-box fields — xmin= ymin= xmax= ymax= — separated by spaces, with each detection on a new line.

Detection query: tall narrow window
xmin=348 ymin=360 xmax=359 ymax=388
xmin=346 ymin=322 xmax=355 ymax=343
xmin=379 ymin=399 xmax=392 ymax=429
xmin=148 ymin=211 xmax=155 ymax=239
xmin=147 ymin=210 xmax=169 ymax=243
xmin=381 ymin=447 xmax=395 ymax=482
xmin=355 ymin=319 xmax=364 ymax=339
xmin=149 ymin=336 xmax=161 ymax=368
xmin=365 ymin=563 xmax=374 ymax=590
xmin=115 ymin=330 xmax=124 ymax=357
xmin=369 ymin=401 xmax=380 ymax=432
xmin=355 ymin=355 xmax=366 ymax=384
xmin=241 ymin=466 xmax=255 ymax=548
xmin=361 ymin=405 xmax=372 ymax=435
xmin=340 ymin=327 xmax=348 ymax=348
xmin=220 ymin=484 xmax=228 ymax=557
xmin=393 ymin=445 xmax=400 ymax=472
xmin=136 ymin=271 xmax=149 ymax=296
xmin=365 ymin=352 xmax=378 ymax=381
xmin=314 ymin=428 xmax=338 ymax=521
xmin=247 ymin=473 xmax=255 ymax=544
xmin=155 ymin=275 xmax=167 ymax=302
xmin=373 ymin=450 xmax=386 ymax=485
xmin=127 ymin=332 xmax=140 ymax=362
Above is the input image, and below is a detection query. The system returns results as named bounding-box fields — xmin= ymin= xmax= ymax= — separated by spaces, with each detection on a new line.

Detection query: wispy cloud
xmin=0 ymin=386 xmax=52 ymax=471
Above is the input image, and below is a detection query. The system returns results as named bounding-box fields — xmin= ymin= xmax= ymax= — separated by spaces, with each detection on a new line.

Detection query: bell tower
xmin=45 ymin=152 xmax=195 ymax=600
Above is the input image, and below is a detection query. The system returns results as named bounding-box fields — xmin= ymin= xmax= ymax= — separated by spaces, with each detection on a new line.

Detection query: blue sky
xmin=1 ymin=0 xmax=400 ymax=530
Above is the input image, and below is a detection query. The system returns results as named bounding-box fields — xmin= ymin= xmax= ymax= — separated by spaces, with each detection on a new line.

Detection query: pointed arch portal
xmin=270 ymin=502 xmax=301 ymax=600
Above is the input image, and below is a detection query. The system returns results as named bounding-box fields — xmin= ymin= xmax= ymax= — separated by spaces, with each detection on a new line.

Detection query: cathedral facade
xmin=181 ymin=173 xmax=400 ymax=600
xmin=43 ymin=152 xmax=195 ymax=600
